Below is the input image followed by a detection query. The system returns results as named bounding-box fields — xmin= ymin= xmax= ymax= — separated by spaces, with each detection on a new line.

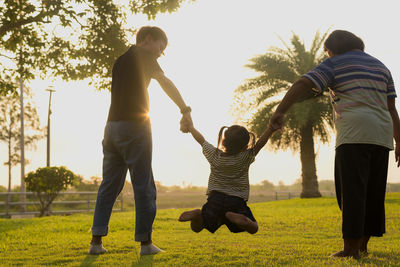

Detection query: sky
xmin=1 ymin=0 xmax=400 ymax=189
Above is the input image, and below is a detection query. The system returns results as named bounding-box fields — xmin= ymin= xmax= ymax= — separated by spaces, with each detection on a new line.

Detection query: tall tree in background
xmin=0 ymin=0 xmax=192 ymax=202
xmin=0 ymin=0 xmax=194 ymax=95
xmin=0 ymin=87 xmax=44 ymax=212
xmin=233 ymin=31 xmax=333 ymax=198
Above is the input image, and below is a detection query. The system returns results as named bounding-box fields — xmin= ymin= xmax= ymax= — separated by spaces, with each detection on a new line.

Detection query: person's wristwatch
xmin=180 ymin=106 xmax=192 ymax=114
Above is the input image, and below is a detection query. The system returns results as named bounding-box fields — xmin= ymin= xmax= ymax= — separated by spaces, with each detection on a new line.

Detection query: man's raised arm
xmin=153 ymin=70 xmax=192 ymax=132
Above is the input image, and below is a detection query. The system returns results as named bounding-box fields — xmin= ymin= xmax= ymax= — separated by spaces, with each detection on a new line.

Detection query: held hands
xmin=268 ymin=111 xmax=285 ymax=132
xmin=180 ymin=113 xmax=193 ymax=133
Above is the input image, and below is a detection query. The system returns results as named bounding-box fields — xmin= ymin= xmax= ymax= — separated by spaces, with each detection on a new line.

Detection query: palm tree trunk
xmin=299 ymin=124 xmax=321 ymax=198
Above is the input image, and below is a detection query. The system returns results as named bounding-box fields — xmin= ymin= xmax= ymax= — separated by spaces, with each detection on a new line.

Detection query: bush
xmin=25 ymin=166 xmax=77 ymax=216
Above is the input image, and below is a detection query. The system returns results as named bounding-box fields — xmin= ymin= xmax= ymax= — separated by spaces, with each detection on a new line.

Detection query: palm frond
xmin=254 ymin=81 xmax=290 ymax=106
xmin=310 ymin=28 xmax=331 ymax=56
xmin=234 ymin=29 xmax=334 ymax=153
xmin=235 ymin=75 xmax=269 ymax=93
xmin=247 ymin=101 xmax=280 ymax=135
xmin=247 ymin=53 xmax=298 ymax=83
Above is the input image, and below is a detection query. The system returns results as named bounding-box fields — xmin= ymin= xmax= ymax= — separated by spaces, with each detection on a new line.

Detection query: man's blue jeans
xmin=92 ymin=120 xmax=156 ymax=242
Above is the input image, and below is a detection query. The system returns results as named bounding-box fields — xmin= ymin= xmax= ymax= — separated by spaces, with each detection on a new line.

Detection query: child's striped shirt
xmin=202 ymin=141 xmax=255 ymax=201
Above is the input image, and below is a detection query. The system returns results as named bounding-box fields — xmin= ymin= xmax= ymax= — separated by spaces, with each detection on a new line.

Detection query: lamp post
xmin=19 ymin=78 xmax=26 ymax=211
xmin=46 ymin=87 xmax=55 ymax=167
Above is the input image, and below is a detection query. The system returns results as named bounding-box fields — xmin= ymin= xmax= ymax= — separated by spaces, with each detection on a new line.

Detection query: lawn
xmin=1 ymin=193 xmax=399 ymax=266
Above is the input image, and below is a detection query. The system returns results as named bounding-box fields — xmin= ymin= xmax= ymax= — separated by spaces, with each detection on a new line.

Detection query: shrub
xmin=25 ymin=166 xmax=76 ymax=216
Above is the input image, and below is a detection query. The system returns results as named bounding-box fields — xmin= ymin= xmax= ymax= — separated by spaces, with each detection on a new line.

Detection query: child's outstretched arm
xmin=253 ymin=126 xmax=276 ymax=155
xmin=188 ymin=125 xmax=206 ymax=146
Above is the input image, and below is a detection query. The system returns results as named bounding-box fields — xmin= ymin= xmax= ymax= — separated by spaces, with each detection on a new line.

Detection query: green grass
xmin=1 ymin=193 xmax=400 ymax=266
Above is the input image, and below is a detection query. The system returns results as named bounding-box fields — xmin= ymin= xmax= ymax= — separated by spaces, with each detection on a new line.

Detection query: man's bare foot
xmin=140 ymin=242 xmax=164 ymax=256
xmin=225 ymin=211 xmax=258 ymax=234
xmin=89 ymin=243 xmax=107 ymax=255
xmin=178 ymin=209 xmax=201 ymax=222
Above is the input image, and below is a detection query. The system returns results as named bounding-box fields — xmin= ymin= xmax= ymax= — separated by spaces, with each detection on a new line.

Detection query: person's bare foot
xmin=359 ymin=236 xmax=370 ymax=256
xmin=330 ymin=238 xmax=361 ymax=259
xmin=89 ymin=243 xmax=107 ymax=255
xmin=178 ymin=209 xmax=201 ymax=222
xmin=329 ymin=250 xmax=360 ymax=259
xmin=225 ymin=211 xmax=258 ymax=234
xmin=140 ymin=242 xmax=164 ymax=256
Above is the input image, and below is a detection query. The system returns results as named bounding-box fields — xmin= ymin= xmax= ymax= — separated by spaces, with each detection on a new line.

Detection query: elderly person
xmin=269 ymin=30 xmax=400 ymax=259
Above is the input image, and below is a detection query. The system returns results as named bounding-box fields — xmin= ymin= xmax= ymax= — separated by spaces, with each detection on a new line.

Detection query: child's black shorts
xmin=201 ymin=191 xmax=256 ymax=233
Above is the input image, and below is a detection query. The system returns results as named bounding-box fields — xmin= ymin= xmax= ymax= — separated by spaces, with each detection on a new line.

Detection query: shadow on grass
xmin=80 ymin=254 xmax=99 ymax=267
xmin=131 ymin=255 xmax=154 ymax=266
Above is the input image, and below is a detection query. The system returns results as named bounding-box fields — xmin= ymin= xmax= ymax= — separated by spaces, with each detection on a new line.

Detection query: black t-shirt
xmin=107 ymin=45 xmax=163 ymax=122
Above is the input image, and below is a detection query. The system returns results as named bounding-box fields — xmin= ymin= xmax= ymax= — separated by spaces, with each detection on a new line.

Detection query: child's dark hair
xmin=217 ymin=125 xmax=255 ymax=155
xmin=136 ymin=26 xmax=168 ymax=45
xmin=324 ymin=30 xmax=364 ymax=55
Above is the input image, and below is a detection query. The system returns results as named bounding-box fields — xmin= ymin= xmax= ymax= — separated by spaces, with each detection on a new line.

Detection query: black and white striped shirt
xmin=202 ymin=141 xmax=256 ymax=201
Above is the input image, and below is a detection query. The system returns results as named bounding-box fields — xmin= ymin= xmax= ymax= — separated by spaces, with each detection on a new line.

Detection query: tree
xmin=233 ymin=31 xmax=334 ymax=198
xmin=260 ymin=180 xmax=275 ymax=191
xmin=73 ymin=175 xmax=102 ymax=192
xmin=0 ymin=88 xmax=44 ymax=212
xmin=25 ymin=166 xmax=77 ymax=216
xmin=0 ymin=0 xmax=194 ymax=95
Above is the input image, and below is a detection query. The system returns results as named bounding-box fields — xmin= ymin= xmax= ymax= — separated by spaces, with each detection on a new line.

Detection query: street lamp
xmin=46 ymin=87 xmax=55 ymax=167
xmin=19 ymin=78 xmax=26 ymax=211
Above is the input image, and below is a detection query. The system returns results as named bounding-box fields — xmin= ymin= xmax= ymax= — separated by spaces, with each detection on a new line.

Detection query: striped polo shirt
xmin=304 ymin=51 xmax=396 ymax=149
xmin=202 ymin=141 xmax=256 ymax=201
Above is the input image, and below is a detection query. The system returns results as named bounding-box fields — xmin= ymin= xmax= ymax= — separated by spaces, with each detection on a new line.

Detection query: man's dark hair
xmin=324 ymin=30 xmax=365 ymax=55
xmin=136 ymin=26 xmax=168 ymax=45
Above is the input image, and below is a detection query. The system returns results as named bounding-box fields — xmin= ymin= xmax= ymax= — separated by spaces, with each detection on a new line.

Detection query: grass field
xmin=1 ymin=193 xmax=399 ymax=266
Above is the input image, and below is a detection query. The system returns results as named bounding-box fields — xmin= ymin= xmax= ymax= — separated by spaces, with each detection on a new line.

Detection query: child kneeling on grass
xmin=178 ymin=121 xmax=276 ymax=234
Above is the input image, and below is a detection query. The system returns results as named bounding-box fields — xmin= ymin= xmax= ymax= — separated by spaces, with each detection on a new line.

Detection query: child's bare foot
xmin=225 ymin=211 xmax=258 ymax=234
xmin=179 ymin=209 xmax=204 ymax=232
xmin=178 ymin=209 xmax=201 ymax=222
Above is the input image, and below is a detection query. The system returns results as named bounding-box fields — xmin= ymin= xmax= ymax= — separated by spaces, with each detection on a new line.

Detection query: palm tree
xmin=233 ymin=31 xmax=334 ymax=198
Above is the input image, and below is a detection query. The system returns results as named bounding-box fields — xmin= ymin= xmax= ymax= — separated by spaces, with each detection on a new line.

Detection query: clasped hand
xmin=180 ymin=113 xmax=193 ymax=133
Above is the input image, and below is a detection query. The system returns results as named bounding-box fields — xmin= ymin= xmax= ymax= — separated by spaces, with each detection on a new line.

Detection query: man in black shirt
xmin=89 ymin=26 xmax=192 ymax=255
